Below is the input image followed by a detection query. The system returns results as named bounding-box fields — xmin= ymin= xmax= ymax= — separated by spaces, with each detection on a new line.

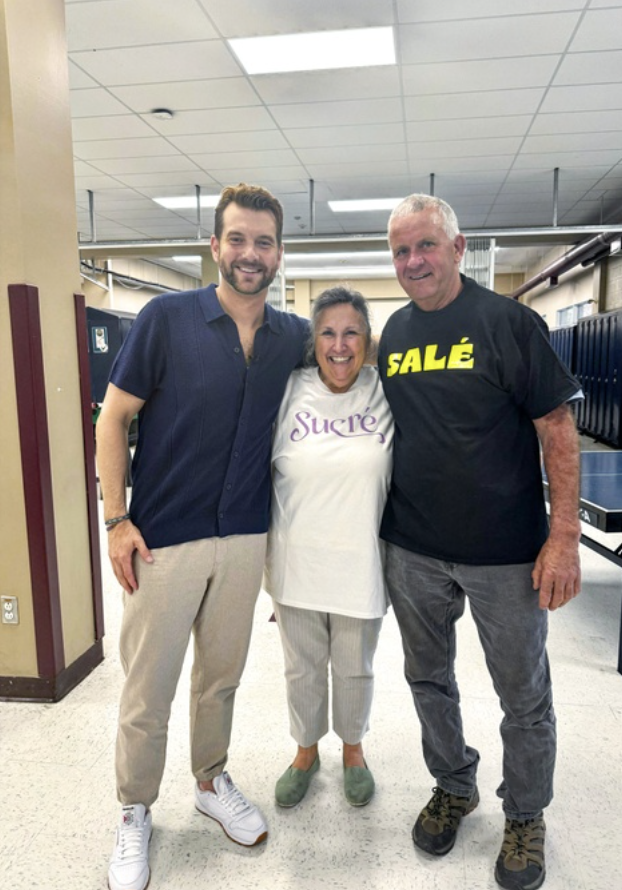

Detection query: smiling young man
xmin=378 ymin=194 xmax=582 ymax=890
xmin=97 ymin=184 xmax=308 ymax=890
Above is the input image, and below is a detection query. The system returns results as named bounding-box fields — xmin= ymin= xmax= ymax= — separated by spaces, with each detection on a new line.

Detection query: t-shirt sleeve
xmin=109 ymin=299 xmax=167 ymax=400
xmin=517 ymin=321 xmax=580 ymax=419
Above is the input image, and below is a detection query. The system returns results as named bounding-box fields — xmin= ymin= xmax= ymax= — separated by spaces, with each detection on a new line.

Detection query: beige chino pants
xmin=115 ymin=533 xmax=267 ymax=807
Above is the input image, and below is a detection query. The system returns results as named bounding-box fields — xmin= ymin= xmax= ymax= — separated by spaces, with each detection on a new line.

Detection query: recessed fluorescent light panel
xmin=329 ymin=198 xmax=403 ymax=213
xmin=228 ymin=27 xmax=395 ymax=76
xmin=153 ymin=196 xmax=220 ymax=210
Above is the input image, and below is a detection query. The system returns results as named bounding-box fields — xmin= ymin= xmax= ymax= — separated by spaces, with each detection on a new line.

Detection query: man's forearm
xmin=96 ymin=411 xmax=132 ymax=519
xmin=535 ymin=404 xmax=581 ymax=540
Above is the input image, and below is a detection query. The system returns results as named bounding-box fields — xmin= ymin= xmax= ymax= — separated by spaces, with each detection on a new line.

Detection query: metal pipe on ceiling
xmin=552 ymin=167 xmax=559 ymax=228
xmin=510 ymin=230 xmax=622 ymax=300
xmin=309 ymin=179 xmax=315 ymax=236
xmin=88 ymin=190 xmax=96 ymax=243
xmin=195 ymin=184 xmax=202 ymax=240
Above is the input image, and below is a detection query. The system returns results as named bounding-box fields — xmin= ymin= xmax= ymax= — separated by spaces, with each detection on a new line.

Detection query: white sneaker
xmin=195 ymin=771 xmax=268 ymax=846
xmin=108 ymin=804 xmax=152 ymax=890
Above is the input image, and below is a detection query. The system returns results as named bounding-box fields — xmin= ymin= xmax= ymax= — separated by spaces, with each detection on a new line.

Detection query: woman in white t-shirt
xmin=264 ymin=286 xmax=394 ymax=808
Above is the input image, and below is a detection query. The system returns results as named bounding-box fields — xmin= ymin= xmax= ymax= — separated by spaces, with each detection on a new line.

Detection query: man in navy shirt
xmin=97 ymin=184 xmax=308 ymax=890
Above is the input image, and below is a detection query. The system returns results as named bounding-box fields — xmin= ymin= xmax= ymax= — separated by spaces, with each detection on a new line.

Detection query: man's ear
xmin=210 ymin=233 xmax=220 ymax=262
xmin=454 ymin=234 xmax=467 ymax=263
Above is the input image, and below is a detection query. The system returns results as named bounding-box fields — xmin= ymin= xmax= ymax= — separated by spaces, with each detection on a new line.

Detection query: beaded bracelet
xmin=104 ymin=513 xmax=131 ymax=531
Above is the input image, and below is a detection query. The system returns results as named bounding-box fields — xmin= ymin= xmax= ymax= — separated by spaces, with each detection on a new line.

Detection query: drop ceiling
xmin=66 ymin=0 xmax=622 ymax=278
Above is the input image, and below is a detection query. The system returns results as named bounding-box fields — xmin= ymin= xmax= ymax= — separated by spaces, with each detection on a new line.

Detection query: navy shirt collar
xmin=198 ymin=283 xmax=282 ymax=334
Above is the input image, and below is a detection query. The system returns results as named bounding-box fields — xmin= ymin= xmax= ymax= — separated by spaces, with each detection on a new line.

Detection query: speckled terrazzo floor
xmin=2 ymin=481 xmax=621 ymax=890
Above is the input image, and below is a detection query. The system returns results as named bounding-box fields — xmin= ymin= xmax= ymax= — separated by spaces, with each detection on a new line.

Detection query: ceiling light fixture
xmin=150 ymin=108 xmax=175 ymax=120
xmin=329 ymin=198 xmax=403 ymax=213
xmin=228 ymin=26 xmax=395 ymax=75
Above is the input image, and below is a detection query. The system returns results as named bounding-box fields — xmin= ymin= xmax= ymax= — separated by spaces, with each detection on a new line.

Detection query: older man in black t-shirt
xmin=378 ymin=194 xmax=581 ymax=890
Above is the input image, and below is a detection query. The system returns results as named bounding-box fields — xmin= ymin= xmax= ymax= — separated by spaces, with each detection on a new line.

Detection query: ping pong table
xmin=544 ymin=450 xmax=622 ymax=674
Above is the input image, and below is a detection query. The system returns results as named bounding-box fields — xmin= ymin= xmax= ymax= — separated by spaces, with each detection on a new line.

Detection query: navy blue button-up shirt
xmin=110 ymin=284 xmax=308 ymax=549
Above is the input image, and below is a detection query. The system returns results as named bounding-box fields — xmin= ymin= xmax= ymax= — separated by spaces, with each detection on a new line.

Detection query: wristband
xmin=105 ymin=513 xmax=131 ymax=531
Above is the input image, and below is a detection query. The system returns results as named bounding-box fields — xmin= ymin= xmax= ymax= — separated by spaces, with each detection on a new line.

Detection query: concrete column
xmin=0 ymin=0 xmax=103 ymax=700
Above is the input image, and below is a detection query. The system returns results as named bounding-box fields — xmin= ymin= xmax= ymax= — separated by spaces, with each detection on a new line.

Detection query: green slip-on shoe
xmin=275 ymin=755 xmax=320 ymax=808
xmin=344 ymin=763 xmax=375 ymax=807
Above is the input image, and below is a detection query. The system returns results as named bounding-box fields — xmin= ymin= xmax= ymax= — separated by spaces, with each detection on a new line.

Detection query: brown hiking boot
xmin=412 ymin=785 xmax=479 ymax=855
xmin=494 ymin=815 xmax=546 ymax=890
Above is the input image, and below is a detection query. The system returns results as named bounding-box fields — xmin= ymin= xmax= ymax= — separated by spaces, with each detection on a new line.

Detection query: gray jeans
xmin=385 ymin=543 xmax=555 ymax=820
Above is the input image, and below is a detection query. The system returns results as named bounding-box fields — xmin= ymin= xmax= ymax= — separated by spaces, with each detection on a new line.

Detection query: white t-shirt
xmin=264 ymin=365 xmax=394 ymax=619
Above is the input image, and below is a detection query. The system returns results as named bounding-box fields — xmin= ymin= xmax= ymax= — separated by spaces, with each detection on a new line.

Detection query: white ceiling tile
xmin=197 ymin=165 xmax=310 ymax=182
xmin=199 ymin=0 xmax=394 ymax=38
xmin=70 ymin=88 xmax=134 ymax=118
xmin=554 ymin=50 xmax=622 ymax=86
xmin=513 ymin=152 xmax=620 ymax=169
xmin=169 ymin=131 xmax=289 ymax=154
xmin=271 ymin=98 xmax=403 ymax=129
xmin=397 ymin=0 xmax=585 ymax=21
xmin=70 ymin=41 xmax=243 ymax=87
xmin=406 ymin=116 xmax=532 ymax=142
xmin=569 ymin=8 xmax=622 ymax=52
xmin=408 ymin=137 xmax=521 ymax=160
xmin=65 ymin=0 xmax=219 ymax=50
xmin=296 ymin=143 xmax=406 ymax=166
xmin=402 ymin=56 xmax=558 ymax=95
xmin=109 ymin=172 xmax=213 ymax=189
xmin=542 ymin=84 xmax=622 ymax=113
xmin=68 ymin=61 xmax=99 ymax=89
xmin=399 ymin=14 xmax=582 ymax=65
xmin=409 ymin=156 xmax=514 ymax=173
xmin=73 ymin=137 xmax=180 ymax=160
xmin=285 ymin=123 xmax=405 ymax=149
xmin=94 ymin=156 xmax=201 ymax=175
xmin=145 ymin=107 xmax=277 ymax=136
xmin=190 ymin=149 xmax=301 ymax=170
xmin=109 ymin=79 xmax=261 ymax=113
xmin=251 ymin=67 xmax=400 ymax=104
xmin=531 ymin=110 xmax=622 ymax=135
xmin=405 ymin=89 xmax=544 ymax=120
xmin=305 ymin=163 xmax=411 ymax=183
xmin=72 ymin=116 xmax=157 ymax=141
xmin=74 ymin=174 xmax=125 ymax=191
xmin=524 ymin=132 xmax=622 ymax=153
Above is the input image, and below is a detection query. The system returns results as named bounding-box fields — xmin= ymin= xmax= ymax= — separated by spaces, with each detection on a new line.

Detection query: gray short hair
xmin=388 ymin=194 xmax=460 ymax=240
xmin=305 ymin=286 xmax=372 ymax=366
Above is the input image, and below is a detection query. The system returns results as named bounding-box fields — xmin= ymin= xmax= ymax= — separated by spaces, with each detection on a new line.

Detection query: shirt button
xmin=233 ymin=451 xmax=239 ymax=458
xmin=234 ymin=347 xmax=240 ymax=353
xmin=226 ymin=483 xmax=232 ymax=491
xmin=218 ymin=512 xmax=224 ymax=519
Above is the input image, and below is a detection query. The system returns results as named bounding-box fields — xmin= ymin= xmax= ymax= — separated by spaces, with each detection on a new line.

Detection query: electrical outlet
xmin=1 ymin=596 xmax=19 ymax=625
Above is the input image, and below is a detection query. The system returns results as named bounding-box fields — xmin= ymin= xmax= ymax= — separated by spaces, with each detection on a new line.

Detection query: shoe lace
xmin=117 ymin=815 xmax=146 ymax=862
xmin=500 ymin=818 xmax=545 ymax=868
xmin=217 ymin=778 xmax=253 ymax=817
xmin=425 ymin=787 xmax=465 ymax=829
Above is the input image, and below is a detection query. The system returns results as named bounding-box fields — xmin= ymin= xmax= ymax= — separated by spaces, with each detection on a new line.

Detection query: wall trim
xmin=74 ymin=293 xmax=105 ymax=640
xmin=0 ymin=639 xmax=104 ymax=702
xmin=8 ymin=283 xmax=64 ymax=678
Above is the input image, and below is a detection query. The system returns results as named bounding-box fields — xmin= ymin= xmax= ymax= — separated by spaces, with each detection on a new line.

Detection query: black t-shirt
xmin=378 ymin=276 xmax=580 ymax=565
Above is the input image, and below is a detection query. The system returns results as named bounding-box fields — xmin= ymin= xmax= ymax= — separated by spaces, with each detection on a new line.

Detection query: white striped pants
xmin=273 ymin=602 xmax=383 ymax=747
